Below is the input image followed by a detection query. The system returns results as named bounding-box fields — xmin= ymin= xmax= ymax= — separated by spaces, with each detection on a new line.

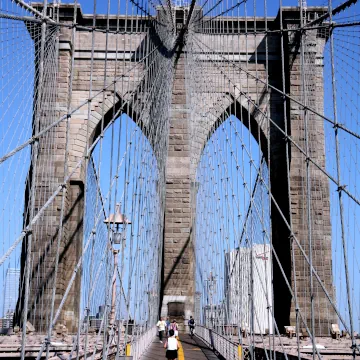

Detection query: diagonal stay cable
xmin=185 ymin=45 xmax=359 ymax=340
xmin=195 ymin=0 xmax=246 ymax=24
xmin=13 ymin=0 xmax=56 ymax=23
xmin=0 ymin=98 xmax=135 ymax=267
xmin=228 ymin=161 xmax=263 ymax=280
xmin=214 ymin=106 xmax=354 ymax=348
xmin=210 ymin=102 xmax=357 ymax=343
xmin=90 ymin=156 xmax=108 ymax=226
xmin=192 ymin=34 xmax=360 ymax=207
xmin=0 ymin=45 xmax=159 ymax=166
xmin=198 ymin=113 xmax=324 ymax=360
xmin=304 ymin=0 xmax=358 ymax=28
xmin=35 ymin=125 xmax=140 ymax=360
xmin=193 ymin=35 xmax=360 ymax=141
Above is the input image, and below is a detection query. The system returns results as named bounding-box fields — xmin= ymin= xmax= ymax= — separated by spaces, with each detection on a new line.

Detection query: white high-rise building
xmin=224 ymin=244 xmax=273 ymax=334
xmin=3 ymin=268 xmax=20 ymax=318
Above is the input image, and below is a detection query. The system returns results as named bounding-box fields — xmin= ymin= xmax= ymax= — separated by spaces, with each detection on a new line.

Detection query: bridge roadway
xmin=142 ymin=333 xmax=219 ymax=360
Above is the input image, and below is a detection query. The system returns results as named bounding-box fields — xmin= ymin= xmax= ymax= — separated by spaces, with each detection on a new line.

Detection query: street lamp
xmin=205 ymin=272 xmax=217 ymax=329
xmin=104 ymin=203 xmax=131 ymax=328
xmin=104 ymin=203 xmax=131 ymax=245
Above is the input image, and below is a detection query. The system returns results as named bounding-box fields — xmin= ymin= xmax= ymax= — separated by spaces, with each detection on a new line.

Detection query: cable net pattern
xmin=0 ymin=0 xmax=359 ymax=359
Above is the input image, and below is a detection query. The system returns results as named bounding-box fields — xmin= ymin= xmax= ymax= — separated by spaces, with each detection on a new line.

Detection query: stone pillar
xmin=283 ymin=8 xmax=336 ymax=335
xmin=16 ymin=4 xmax=148 ymax=333
xmin=15 ymin=23 xmax=83 ymax=334
xmin=161 ymin=53 xmax=195 ymax=330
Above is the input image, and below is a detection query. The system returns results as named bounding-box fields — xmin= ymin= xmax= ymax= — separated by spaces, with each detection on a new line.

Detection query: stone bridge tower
xmin=16 ymin=4 xmax=336 ymax=336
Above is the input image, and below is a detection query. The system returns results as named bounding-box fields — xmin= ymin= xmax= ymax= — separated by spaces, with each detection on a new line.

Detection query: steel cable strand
xmin=83 ymin=48 xmax=172 ymax=358
xmin=191 ymin=33 xmax=360 ymax=140
xmin=32 ymin=27 xmax=60 ymax=332
xmin=102 ymin=0 xmax=126 ymax=351
xmin=189 ymin=71 xmax=354 ymax=342
xmin=203 ymin=121 xmax=324 ymax=360
xmin=195 ymin=123 xmax=293 ymax=359
xmin=299 ymin=2 xmax=316 ymax=355
xmin=43 ymin=3 xmax=78 ymax=358
xmin=328 ymin=0 xmax=357 ymax=354
xmin=190 ymin=34 xmax=360 ymax=206
xmin=0 ymin=44 xmax=161 ymax=166
xmin=0 ymin=37 xmax=173 ymax=268
xmin=77 ymin=0 xmax=98 ymax=355
xmin=35 ymin=124 xmax=143 ymax=360
xmin=20 ymin=1 xmax=49 ymax=356
xmin=96 ymin=2 xmax=114 ymax=357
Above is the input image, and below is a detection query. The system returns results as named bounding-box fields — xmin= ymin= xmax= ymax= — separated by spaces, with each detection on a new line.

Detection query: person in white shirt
xmin=164 ymin=329 xmax=179 ymax=359
xmin=156 ymin=317 xmax=166 ymax=343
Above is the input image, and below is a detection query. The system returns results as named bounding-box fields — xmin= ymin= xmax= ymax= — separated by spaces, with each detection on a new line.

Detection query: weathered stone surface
xmin=18 ymin=4 xmax=335 ymax=336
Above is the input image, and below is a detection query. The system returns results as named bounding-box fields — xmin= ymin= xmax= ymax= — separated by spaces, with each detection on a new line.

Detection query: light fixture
xmin=104 ymin=203 xmax=131 ymax=244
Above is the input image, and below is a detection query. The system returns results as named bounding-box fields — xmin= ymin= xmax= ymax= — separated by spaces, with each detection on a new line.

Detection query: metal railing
xmin=195 ymin=325 xmax=242 ymax=360
xmin=129 ymin=325 xmax=157 ymax=360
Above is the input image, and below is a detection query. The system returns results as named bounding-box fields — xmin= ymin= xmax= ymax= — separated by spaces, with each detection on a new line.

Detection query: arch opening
xmin=81 ymin=111 xmax=163 ymax=331
xmin=194 ymin=115 xmax=274 ymax=335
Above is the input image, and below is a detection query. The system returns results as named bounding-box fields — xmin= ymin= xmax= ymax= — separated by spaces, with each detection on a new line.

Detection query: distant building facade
xmin=0 ymin=317 xmax=12 ymax=329
xmin=1 ymin=268 xmax=20 ymax=329
xmin=225 ymin=244 xmax=273 ymax=334
xmin=3 ymin=268 xmax=20 ymax=318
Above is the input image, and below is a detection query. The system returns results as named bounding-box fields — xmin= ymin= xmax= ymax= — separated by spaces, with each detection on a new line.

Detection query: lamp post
xmin=104 ymin=203 xmax=131 ymax=328
xmin=205 ymin=272 xmax=217 ymax=329
xmin=104 ymin=203 xmax=131 ymax=245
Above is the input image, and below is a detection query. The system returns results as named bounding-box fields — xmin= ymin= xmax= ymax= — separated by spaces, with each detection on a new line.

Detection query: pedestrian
xmin=157 ymin=317 xmax=166 ymax=343
xmin=188 ymin=315 xmax=195 ymax=336
xmin=164 ymin=329 xmax=179 ymax=360
xmin=170 ymin=319 xmax=179 ymax=338
xmin=166 ymin=317 xmax=171 ymax=336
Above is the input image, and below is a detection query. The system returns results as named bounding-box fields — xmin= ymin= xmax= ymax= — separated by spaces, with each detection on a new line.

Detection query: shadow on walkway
xmin=141 ymin=333 xmax=221 ymax=360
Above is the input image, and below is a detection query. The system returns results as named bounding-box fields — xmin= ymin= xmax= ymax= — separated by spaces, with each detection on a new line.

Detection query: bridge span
xmin=0 ymin=328 xmax=356 ymax=359
xmin=0 ymin=0 xmax=360 ymax=359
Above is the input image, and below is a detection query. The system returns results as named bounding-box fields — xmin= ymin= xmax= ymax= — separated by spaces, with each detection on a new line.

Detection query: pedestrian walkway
xmin=142 ymin=333 xmax=218 ymax=359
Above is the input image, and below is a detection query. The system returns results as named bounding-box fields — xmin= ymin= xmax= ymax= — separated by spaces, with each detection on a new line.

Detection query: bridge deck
xmin=142 ymin=334 xmax=218 ymax=360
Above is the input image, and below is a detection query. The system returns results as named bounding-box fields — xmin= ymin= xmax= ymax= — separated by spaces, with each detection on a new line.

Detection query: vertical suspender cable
xmin=328 ymin=0 xmax=356 ymax=357
xmin=21 ymin=1 xmax=48 ymax=359
xmin=299 ymin=3 xmax=316 ymax=359
xmin=83 ymin=2 xmax=98 ymax=357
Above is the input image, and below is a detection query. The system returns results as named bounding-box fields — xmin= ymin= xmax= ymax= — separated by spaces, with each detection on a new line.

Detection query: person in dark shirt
xmin=188 ymin=316 xmax=195 ymax=336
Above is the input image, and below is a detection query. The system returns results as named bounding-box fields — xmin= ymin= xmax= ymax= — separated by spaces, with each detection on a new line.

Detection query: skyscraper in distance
xmin=3 ymin=268 xmax=20 ymax=318
xmin=224 ymin=244 xmax=273 ymax=334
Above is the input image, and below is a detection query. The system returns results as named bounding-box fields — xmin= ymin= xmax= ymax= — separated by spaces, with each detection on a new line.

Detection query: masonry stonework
xmin=18 ymin=5 xmax=336 ymax=335
xmin=161 ymin=54 xmax=195 ymax=327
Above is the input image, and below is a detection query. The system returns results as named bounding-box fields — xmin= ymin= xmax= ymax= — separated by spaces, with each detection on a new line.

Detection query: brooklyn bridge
xmin=0 ymin=0 xmax=359 ymax=359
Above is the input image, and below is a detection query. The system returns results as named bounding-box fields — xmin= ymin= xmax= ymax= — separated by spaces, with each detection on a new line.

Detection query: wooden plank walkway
xmin=141 ymin=334 xmax=219 ymax=360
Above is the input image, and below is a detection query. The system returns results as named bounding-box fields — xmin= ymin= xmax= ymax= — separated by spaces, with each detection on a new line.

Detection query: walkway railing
xmin=195 ymin=325 xmax=242 ymax=360
xmin=128 ymin=325 xmax=157 ymax=360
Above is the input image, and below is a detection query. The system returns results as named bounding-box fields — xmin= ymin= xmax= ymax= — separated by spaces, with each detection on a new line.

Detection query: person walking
xmin=170 ymin=320 xmax=179 ymax=338
xmin=164 ymin=329 xmax=179 ymax=360
xmin=166 ymin=317 xmax=171 ymax=336
xmin=156 ymin=317 xmax=166 ymax=343
xmin=188 ymin=316 xmax=195 ymax=336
